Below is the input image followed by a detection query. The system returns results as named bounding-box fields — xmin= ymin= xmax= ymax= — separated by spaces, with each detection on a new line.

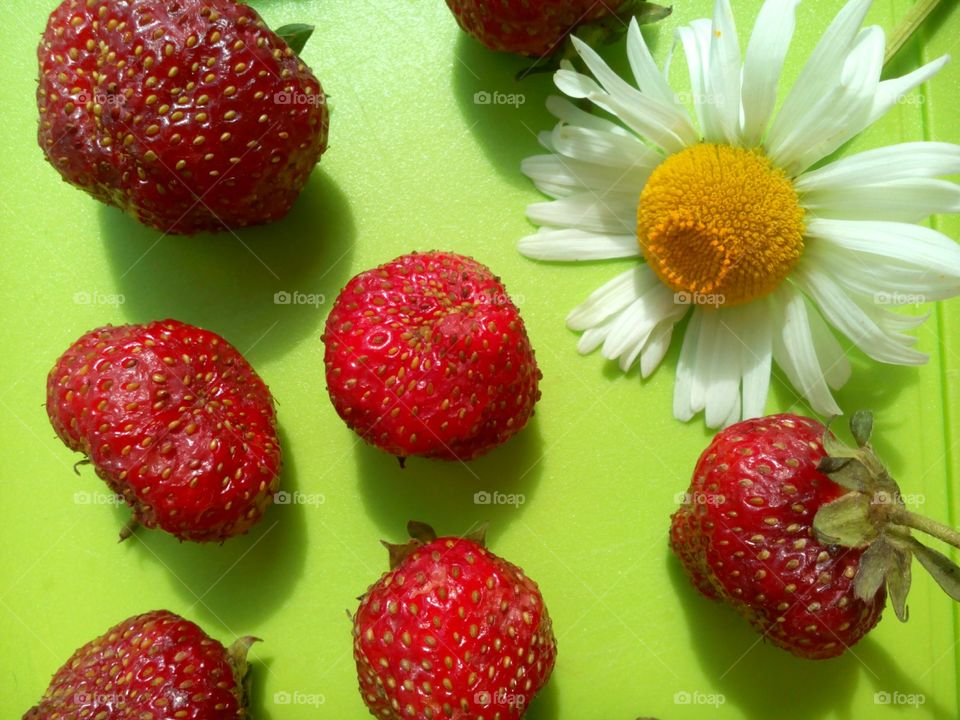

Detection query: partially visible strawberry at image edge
xmin=353 ymin=521 xmax=556 ymax=719
xmin=445 ymin=0 xmax=671 ymax=58
xmin=37 ymin=0 xmax=329 ymax=234
xmin=672 ymin=411 xmax=960 ymax=660
xmin=23 ymin=610 xmax=257 ymax=719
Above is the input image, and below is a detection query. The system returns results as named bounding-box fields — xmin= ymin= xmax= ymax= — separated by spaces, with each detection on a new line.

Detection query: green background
xmin=2 ymin=0 xmax=959 ymax=718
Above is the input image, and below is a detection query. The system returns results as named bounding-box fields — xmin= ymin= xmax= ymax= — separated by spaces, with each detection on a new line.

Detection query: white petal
xmin=590 ymin=91 xmax=694 ymax=155
xmin=545 ymin=95 xmax=632 ymax=137
xmin=722 ymin=392 xmax=743 ymax=428
xmin=641 ymin=321 xmax=676 ymax=379
xmin=626 ymin=18 xmax=683 ymax=106
xmin=867 ymin=55 xmax=950 ymax=127
xmin=550 ymin=123 xmax=660 ymax=169
xmin=537 ymin=130 xmax=555 ymax=152
xmin=768 ymin=25 xmax=884 ymax=175
xmin=791 ymin=262 xmax=927 ymax=364
xmin=796 ymin=142 xmax=960 ymax=191
xmin=804 ymin=218 xmax=960 ymax=300
xmin=879 ymin=310 xmax=929 ymax=332
xmin=734 ymin=300 xmax=773 ymax=420
xmin=740 ymin=0 xmax=800 ymax=146
xmin=803 ymin=296 xmax=852 ymax=390
xmin=522 ymin=153 xmax=650 ymax=198
xmin=772 ymin=285 xmax=842 ymax=416
xmin=602 ymin=297 xmax=648 ymax=360
xmin=603 ymin=282 xmax=683 ymax=363
xmin=691 ymin=307 xmax=721 ymax=414
xmin=705 ymin=311 xmax=742 ymax=428
xmin=803 ymin=55 xmax=952 ymax=174
xmin=526 ymin=192 xmax=636 ymax=235
xmin=803 ymin=235 xmax=959 ymax=302
xmin=566 ymin=266 xmax=655 ymax=331
xmin=578 ymin=318 xmax=615 ymax=354
xmin=554 ymin=67 xmax=618 ymax=114
xmin=800 ymin=178 xmax=960 ymax=222
xmin=675 ymin=19 xmax=713 ymax=134
xmin=571 ymin=36 xmax=698 ymax=152
xmin=673 ymin=309 xmax=704 ymax=421
xmin=518 ymin=228 xmax=639 ymax=261
xmin=767 ymin=0 xmax=871 ymax=155
xmin=706 ymin=0 xmax=742 ymax=146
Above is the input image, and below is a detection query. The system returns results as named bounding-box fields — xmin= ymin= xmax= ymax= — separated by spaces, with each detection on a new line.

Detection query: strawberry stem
xmin=885 ymin=0 xmax=941 ymax=66
xmin=890 ymin=507 xmax=960 ymax=551
xmin=118 ymin=516 xmax=139 ymax=542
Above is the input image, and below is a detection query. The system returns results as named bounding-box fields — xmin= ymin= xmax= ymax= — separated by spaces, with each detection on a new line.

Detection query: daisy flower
xmin=519 ymin=0 xmax=960 ymax=427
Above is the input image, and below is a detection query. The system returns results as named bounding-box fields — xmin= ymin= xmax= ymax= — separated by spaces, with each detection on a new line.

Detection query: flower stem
xmin=890 ymin=507 xmax=960 ymax=550
xmin=885 ymin=0 xmax=942 ymax=66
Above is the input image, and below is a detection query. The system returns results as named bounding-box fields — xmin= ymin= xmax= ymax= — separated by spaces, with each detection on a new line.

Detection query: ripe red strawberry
xmin=353 ymin=522 xmax=556 ymax=719
xmin=46 ymin=319 xmax=281 ymax=542
xmin=323 ymin=252 xmax=541 ymax=461
xmin=445 ymin=0 xmax=670 ymax=57
xmin=670 ymin=414 xmax=884 ymax=659
xmin=37 ymin=0 xmax=329 ymax=234
xmin=24 ymin=610 xmax=256 ymax=719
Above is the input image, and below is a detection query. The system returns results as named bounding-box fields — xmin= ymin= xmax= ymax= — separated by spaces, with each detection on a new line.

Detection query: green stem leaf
xmin=276 ymin=23 xmax=315 ymax=56
xmin=616 ymin=0 xmax=673 ymax=25
xmin=906 ymin=537 xmax=960 ymax=602
xmin=850 ymin=410 xmax=873 ymax=447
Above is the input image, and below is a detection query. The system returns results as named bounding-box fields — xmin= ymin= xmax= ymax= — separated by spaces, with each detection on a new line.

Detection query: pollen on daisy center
xmin=637 ymin=143 xmax=805 ymax=307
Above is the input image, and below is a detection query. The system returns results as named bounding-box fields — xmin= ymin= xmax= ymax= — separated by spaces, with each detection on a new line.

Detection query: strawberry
xmin=445 ymin=0 xmax=670 ymax=58
xmin=352 ymin=522 xmax=556 ymax=719
xmin=672 ymin=411 xmax=960 ymax=660
xmin=24 ymin=610 xmax=256 ymax=719
xmin=670 ymin=414 xmax=884 ymax=659
xmin=37 ymin=0 xmax=329 ymax=234
xmin=323 ymin=252 xmax=541 ymax=461
xmin=46 ymin=319 xmax=281 ymax=542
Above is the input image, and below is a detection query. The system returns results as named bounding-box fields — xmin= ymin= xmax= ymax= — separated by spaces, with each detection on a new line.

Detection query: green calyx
xmin=275 ymin=23 xmax=315 ymax=56
xmin=228 ymin=635 xmax=261 ymax=718
xmin=381 ymin=520 xmax=490 ymax=570
xmin=517 ymin=1 xmax=671 ymax=80
xmin=813 ymin=410 xmax=960 ymax=622
xmin=227 ymin=635 xmax=261 ymax=718
xmin=575 ymin=1 xmax=672 ymax=48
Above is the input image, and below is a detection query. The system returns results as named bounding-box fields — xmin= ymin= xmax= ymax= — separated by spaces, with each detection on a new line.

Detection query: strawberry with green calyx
xmin=446 ymin=0 xmax=671 ymax=60
xmin=37 ymin=0 xmax=329 ymax=234
xmin=671 ymin=413 xmax=885 ymax=659
xmin=24 ymin=610 xmax=257 ymax=719
xmin=813 ymin=410 xmax=960 ymax=622
xmin=353 ymin=521 xmax=556 ymax=719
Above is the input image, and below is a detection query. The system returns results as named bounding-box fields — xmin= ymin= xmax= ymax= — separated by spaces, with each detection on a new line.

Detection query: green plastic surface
xmin=1 ymin=1 xmax=959 ymax=718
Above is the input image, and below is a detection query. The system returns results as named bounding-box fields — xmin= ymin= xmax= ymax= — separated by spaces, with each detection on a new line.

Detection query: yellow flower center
xmin=637 ymin=143 xmax=805 ymax=307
